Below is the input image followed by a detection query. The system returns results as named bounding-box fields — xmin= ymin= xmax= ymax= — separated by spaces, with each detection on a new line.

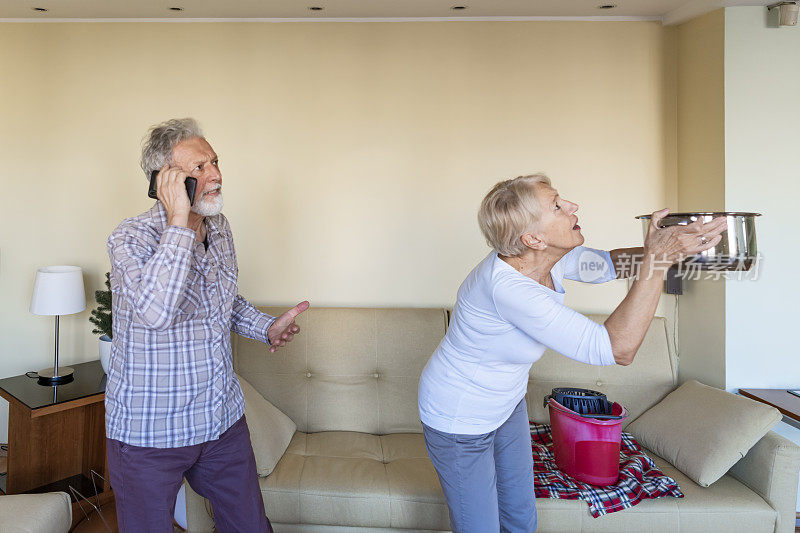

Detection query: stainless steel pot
xmin=635 ymin=212 xmax=761 ymax=271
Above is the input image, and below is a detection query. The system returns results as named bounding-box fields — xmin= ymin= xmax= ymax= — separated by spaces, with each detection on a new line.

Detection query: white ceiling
xmin=0 ymin=0 xmax=774 ymax=25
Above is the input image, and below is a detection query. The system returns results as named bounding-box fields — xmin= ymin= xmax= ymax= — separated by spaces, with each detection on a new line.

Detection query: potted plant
xmin=90 ymin=272 xmax=112 ymax=374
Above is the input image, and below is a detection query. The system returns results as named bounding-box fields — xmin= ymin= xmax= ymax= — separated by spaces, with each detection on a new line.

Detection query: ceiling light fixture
xmin=31 ymin=7 xmax=48 ymax=11
xmin=308 ymin=6 xmax=324 ymax=11
xmin=767 ymin=1 xmax=799 ymax=26
xmin=168 ymin=7 xmax=184 ymax=11
xmin=597 ymin=4 xmax=617 ymax=8
xmin=451 ymin=5 xmax=468 ymax=10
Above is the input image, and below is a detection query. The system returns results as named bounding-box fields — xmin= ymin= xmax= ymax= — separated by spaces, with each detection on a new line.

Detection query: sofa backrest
xmin=234 ymin=307 xmax=676 ymax=434
xmin=527 ymin=314 xmax=678 ymax=428
xmin=233 ymin=306 xmax=448 ymax=434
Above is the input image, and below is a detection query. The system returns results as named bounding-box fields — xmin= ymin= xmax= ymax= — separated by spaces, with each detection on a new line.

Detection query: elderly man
xmin=106 ymin=118 xmax=307 ymax=532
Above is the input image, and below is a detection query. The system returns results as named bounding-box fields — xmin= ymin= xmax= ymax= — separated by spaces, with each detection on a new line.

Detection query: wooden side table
xmin=739 ymin=388 xmax=800 ymax=426
xmin=0 ymin=360 xmax=112 ymax=527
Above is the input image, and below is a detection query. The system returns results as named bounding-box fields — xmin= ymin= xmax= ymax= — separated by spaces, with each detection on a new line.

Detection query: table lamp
xmin=30 ymin=266 xmax=86 ymax=385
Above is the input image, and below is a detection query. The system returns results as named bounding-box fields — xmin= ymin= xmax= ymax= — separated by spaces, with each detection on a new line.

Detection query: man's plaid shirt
xmin=105 ymin=202 xmax=275 ymax=448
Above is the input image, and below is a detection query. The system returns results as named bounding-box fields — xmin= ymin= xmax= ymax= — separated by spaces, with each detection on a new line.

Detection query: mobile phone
xmin=148 ymin=169 xmax=197 ymax=206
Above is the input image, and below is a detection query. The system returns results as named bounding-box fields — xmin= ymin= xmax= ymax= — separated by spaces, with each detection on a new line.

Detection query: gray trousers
xmin=423 ymin=399 xmax=537 ymax=533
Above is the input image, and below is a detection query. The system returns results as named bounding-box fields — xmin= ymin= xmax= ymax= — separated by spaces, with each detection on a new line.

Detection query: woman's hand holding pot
xmin=641 ymin=208 xmax=727 ymax=278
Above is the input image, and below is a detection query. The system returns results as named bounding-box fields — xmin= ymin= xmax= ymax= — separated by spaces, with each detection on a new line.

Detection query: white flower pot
xmin=99 ymin=335 xmax=112 ymax=374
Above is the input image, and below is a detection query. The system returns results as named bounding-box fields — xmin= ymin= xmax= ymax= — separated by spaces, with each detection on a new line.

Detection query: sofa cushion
xmin=628 ymin=450 xmax=776 ymax=532
xmin=254 ymin=431 xmax=778 ymax=532
xmin=198 ymin=429 xmax=777 ymax=532
xmin=626 ymin=380 xmax=782 ymax=487
xmin=238 ymin=373 xmax=297 ymax=476
xmin=533 ymin=449 xmax=777 ymax=532
xmin=0 ymin=492 xmax=72 ymax=533
xmin=527 ymin=314 xmax=676 ymax=429
xmin=235 ymin=307 xmax=448 ymax=435
xmin=259 ymin=431 xmax=450 ymax=530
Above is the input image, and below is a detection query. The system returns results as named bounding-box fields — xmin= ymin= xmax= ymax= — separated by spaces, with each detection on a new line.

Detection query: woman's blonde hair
xmin=478 ymin=173 xmax=552 ymax=257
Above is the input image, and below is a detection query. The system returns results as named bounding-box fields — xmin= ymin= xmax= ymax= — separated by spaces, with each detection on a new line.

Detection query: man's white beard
xmin=191 ymin=189 xmax=224 ymax=217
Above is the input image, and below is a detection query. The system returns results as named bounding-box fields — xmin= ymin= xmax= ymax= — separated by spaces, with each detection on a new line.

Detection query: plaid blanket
xmin=531 ymin=423 xmax=684 ymax=517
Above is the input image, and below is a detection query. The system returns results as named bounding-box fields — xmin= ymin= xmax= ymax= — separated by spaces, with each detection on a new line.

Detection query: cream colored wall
xmin=677 ymin=9 xmax=726 ymax=213
xmin=724 ymin=6 xmax=800 ymax=391
xmin=0 ymin=21 xmax=676 ymax=442
xmin=675 ymin=10 xmax=727 ymax=388
xmin=675 ymin=6 xmax=798 ymax=394
xmin=724 ymin=9 xmax=800 ymax=511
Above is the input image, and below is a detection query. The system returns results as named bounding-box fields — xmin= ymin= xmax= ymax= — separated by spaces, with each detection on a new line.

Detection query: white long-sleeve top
xmin=418 ymin=246 xmax=618 ymax=434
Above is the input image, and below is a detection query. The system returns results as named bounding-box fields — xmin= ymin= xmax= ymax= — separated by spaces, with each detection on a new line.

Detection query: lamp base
xmin=37 ymin=366 xmax=74 ymax=386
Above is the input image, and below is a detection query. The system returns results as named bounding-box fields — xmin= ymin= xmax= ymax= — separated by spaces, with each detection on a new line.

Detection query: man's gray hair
xmin=139 ymin=118 xmax=204 ymax=180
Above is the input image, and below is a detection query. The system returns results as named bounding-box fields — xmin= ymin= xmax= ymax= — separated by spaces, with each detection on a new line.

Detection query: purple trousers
xmin=107 ymin=415 xmax=273 ymax=533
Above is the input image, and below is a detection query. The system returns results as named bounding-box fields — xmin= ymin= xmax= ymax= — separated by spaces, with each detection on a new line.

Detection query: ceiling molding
xmin=0 ymin=0 xmax=773 ymax=23
xmin=662 ymin=0 xmax=770 ymax=25
xmin=0 ymin=16 xmax=663 ymax=24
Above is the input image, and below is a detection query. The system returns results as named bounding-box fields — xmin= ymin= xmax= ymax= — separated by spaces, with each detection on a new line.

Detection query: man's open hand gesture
xmin=266 ymin=301 xmax=310 ymax=353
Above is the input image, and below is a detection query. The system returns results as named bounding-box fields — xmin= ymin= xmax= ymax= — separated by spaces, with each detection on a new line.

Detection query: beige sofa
xmin=184 ymin=307 xmax=800 ymax=532
xmin=0 ymin=492 xmax=72 ymax=533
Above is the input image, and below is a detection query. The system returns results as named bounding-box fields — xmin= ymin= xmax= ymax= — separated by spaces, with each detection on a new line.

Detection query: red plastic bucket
xmin=547 ymin=398 xmax=627 ymax=486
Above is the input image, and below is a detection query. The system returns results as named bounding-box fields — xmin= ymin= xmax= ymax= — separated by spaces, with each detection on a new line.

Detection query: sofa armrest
xmin=183 ymin=479 xmax=215 ymax=533
xmin=0 ymin=492 xmax=72 ymax=533
xmin=728 ymin=430 xmax=800 ymax=533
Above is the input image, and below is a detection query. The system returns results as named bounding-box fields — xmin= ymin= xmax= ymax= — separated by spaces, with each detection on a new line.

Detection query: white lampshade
xmin=30 ymin=266 xmax=87 ymax=316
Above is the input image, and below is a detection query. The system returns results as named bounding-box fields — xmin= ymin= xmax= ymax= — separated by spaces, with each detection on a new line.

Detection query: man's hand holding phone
xmin=155 ymin=165 xmax=193 ymax=228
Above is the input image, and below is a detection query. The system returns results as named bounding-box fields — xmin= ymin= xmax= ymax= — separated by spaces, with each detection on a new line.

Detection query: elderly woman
xmin=418 ymin=174 xmax=726 ymax=533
